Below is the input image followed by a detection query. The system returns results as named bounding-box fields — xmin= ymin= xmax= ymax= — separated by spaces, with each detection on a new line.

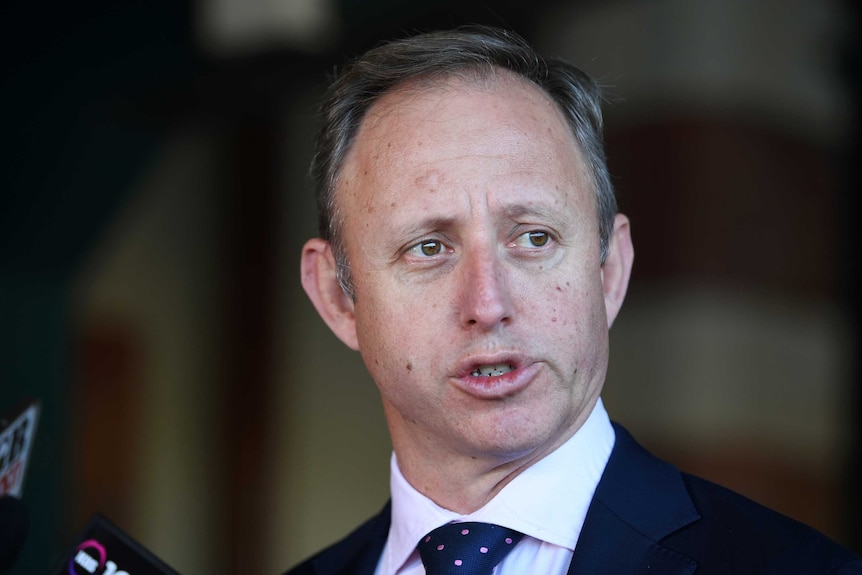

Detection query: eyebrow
xmin=395 ymin=216 xmax=459 ymax=243
xmin=499 ymin=201 xmax=572 ymax=230
xmin=394 ymin=200 xmax=569 ymax=241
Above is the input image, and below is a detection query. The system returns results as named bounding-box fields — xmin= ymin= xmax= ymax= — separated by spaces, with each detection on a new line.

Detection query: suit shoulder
xmin=282 ymin=503 xmax=391 ymax=575
xmin=670 ymin=473 xmax=862 ymax=573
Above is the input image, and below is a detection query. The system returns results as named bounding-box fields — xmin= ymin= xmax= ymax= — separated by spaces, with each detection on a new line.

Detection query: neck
xmin=388 ymin=411 xmax=589 ymax=514
xmin=395 ymin=449 xmax=529 ymax=513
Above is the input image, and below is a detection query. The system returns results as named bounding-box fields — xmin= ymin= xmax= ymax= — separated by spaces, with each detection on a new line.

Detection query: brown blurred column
xmin=220 ymin=111 xmax=279 ymax=574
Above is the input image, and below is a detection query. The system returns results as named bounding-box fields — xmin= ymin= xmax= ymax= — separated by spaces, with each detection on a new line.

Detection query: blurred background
xmin=1 ymin=0 xmax=860 ymax=573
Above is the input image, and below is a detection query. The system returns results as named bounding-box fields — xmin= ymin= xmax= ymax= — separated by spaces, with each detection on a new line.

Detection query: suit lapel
xmin=310 ymin=502 xmax=391 ymax=575
xmin=568 ymin=424 xmax=699 ymax=575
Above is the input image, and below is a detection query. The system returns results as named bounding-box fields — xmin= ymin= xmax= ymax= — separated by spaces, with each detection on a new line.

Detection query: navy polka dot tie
xmin=417 ymin=522 xmax=524 ymax=575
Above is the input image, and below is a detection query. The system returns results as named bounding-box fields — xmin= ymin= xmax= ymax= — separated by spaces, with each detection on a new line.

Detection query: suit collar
xmin=310 ymin=502 xmax=391 ymax=575
xmin=568 ymin=423 xmax=700 ymax=574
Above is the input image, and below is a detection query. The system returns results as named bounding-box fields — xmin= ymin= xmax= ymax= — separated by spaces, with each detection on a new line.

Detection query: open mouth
xmin=470 ymin=363 xmax=516 ymax=377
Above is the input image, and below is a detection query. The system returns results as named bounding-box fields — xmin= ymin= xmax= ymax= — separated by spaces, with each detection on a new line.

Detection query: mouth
xmin=470 ymin=363 xmax=516 ymax=377
xmin=452 ymin=354 xmax=538 ymax=399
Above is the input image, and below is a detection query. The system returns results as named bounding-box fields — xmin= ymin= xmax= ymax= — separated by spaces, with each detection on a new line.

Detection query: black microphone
xmin=57 ymin=515 xmax=180 ymax=575
xmin=0 ymin=496 xmax=28 ymax=574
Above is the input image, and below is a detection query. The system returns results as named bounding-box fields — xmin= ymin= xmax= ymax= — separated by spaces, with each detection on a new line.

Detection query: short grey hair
xmin=310 ymin=25 xmax=617 ymax=299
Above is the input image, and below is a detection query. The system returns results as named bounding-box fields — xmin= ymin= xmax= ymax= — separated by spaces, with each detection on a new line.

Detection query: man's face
xmin=326 ymin=73 xmax=628 ymax=467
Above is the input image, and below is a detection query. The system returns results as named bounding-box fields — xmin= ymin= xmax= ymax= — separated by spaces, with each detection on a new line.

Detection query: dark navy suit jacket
xmin=285 ymin=424 xmax=862 ymax=574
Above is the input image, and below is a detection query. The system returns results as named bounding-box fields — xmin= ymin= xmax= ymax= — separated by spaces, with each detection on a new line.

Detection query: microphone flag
xmin=0 ymin=400 xmax=40 ymax=498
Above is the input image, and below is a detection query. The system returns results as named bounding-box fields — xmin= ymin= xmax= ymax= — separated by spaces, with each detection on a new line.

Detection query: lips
xmin=452 ymin=354 xmax=539 ymax=399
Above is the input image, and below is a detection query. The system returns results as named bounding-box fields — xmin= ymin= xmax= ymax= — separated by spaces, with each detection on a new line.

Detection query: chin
xmin=462 ymin=416 xmax=570 ymax=464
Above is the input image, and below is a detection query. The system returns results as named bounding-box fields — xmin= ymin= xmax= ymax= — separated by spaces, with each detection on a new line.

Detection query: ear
xmin=300 ymin=238 xmax=360 ymax=350
xmin=602 ymin=214 xmax=634 ymax=328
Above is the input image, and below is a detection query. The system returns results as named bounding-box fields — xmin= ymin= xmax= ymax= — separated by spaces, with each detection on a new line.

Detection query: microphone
xmin=56 ymin=515 xmax=180 ymax=575
xmin=0 ymin=400 xmax=40 ymax=498
xmin=0 ymin=496 xmax=28 ymax=574
xmin=0 ymin=400 xmax=40 ymax=572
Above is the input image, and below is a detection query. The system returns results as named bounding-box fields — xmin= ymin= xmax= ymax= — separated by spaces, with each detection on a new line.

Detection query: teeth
xmin=471 ymin=364 xmax=515 ymax=377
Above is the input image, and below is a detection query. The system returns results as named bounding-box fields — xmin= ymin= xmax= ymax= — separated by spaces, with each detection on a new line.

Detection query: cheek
xmin=548 ymin=281 xmax=574 ymax=326
xmin=521 ymin=275 xmax=606 ymax=356
xmin=524 ymin=279 xmax=582 ymax=326
xmin=354 ymin=283 xmax=434 ymax=370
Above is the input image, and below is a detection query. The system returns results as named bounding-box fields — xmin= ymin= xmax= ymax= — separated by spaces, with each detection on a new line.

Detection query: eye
xmin=408 ymin=239 xmax=445 ymax=257
xmin=512 ymin=230 xmax=551 ymax=248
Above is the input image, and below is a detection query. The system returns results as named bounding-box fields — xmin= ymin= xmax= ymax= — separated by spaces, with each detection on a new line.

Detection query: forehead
xmin=358 ymin=71 xmax=572 ymax=156
xmin=335 ymin=71 xmax=593 ymax=218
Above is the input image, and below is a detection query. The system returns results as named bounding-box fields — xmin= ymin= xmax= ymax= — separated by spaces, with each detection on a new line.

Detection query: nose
xmin=457 ymin=246 xmax=514 ymax=330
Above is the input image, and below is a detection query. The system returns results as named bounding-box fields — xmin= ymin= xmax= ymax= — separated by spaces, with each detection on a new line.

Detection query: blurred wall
xmin=536 ymin=0 xmax=856 ymax=541
xmin=72 ymin=127 xmax=230 ymax=573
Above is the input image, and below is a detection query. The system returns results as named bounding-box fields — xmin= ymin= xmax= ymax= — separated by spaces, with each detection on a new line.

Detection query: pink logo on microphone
xmin=68 ymin=539 xmax=106 ymax=575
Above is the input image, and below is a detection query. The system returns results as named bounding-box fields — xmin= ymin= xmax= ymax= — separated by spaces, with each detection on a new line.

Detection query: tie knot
xmin=417 ymin=522 xmax=524 ymax=575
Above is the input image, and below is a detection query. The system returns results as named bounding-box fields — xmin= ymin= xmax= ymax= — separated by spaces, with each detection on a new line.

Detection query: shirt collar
xmin=383 ymin=398 xmax=615 ymax=574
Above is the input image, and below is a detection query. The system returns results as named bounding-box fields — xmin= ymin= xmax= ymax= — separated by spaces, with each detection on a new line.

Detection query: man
xmin=288 ymin=25 xmax=861 ymax=575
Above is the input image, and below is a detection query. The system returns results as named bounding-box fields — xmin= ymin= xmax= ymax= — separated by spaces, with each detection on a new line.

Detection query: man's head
xmin=311 ymin=26 xmax=618 ymax=299
xmin=300 ymin=26 xmax=633 ymax=508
